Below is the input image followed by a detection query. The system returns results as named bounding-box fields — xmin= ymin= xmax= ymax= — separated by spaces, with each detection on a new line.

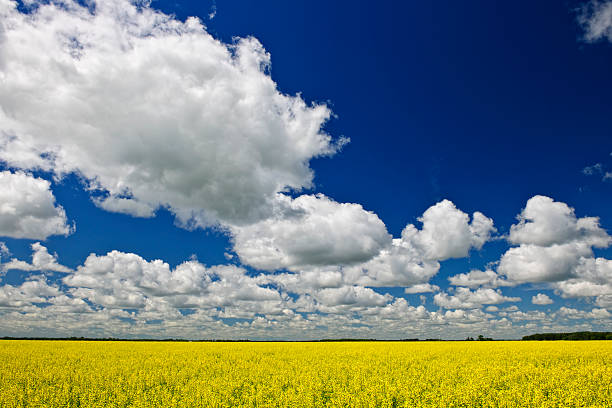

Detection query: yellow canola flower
xmin=0 ymin=340 xmax=610 ymax=407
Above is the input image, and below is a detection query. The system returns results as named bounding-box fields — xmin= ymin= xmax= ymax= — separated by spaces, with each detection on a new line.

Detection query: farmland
xmin=1 ymin=340 xmax=610 ymax=407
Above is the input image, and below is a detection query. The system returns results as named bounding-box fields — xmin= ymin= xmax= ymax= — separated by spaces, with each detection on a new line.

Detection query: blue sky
xmin=0 ymin=0 xmax=611 ymax=339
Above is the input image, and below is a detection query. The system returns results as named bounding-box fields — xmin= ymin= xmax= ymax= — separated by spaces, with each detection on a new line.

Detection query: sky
xmin=0 ymin=0 xmax=611 ymax=340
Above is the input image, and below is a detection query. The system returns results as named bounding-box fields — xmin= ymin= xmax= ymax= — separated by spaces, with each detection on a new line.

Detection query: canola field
xmin=0 ymin=340 xmax=610 ymax=407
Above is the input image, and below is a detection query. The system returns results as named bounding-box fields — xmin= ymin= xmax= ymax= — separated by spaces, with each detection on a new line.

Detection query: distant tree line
xmin=465 ymin=335 xmax=494 ymax=341
xmin=522 ymin=332 xmax=612 ymax=341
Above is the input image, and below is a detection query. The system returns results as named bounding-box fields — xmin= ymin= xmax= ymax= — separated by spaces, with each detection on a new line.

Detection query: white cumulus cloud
xmin=448 ymin=269 xmax=511 ymax=288
xmin=0 ymin=276 xmax=61 ymax=307
xmin=344 ymin=199 xmax=495 ymax=288
xmin=508 ymin=195 xmax=609 ymax=248
xmin=402 ymin=200 xmax=495 ymax=261
xmin=230 ymin=194 xmax=391 ymax=271
xmin=3 ymin=242 xmax=72 ymax=273
xmin=0 ymin=0 xmax=344 ymax=229
xmin=531 ymin=293 xmax=553 ymax=305
xmin=499 ymin=196 xmax=611 ymax=284
xmin=472 ymin=196 xmax=612 ymax=307
xmin=63 ymin=250 xmax=282 ymax=312
xmin=433 ymin=288 xmax=521 ymax=310
xmin=0 ymin=171 xmax=73 ymax=240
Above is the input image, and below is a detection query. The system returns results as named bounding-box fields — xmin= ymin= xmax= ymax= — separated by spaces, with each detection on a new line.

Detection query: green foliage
xmin=522 ymin=332 xmax=612 ymax=341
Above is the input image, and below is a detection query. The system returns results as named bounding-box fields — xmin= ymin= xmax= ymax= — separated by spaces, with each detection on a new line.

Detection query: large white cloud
xmin=498 ymin=196 xmax=611 ymax=287
xmin=0 ymin=171 xmax=72 ymax=240
xmin=445 ymin=196 xmax=612 ymax=297
xmin=230 ymin=194 xmax=391 ymax=270
xmin=402 ymin=200 xmax=495 ymax=262
xmin=499 ymin=243 xmax=593 ymax=283
xmin=0 ymin=0 xmax=344 ymax=228
xmin=508 ymin=195 xmax=610 ymax=248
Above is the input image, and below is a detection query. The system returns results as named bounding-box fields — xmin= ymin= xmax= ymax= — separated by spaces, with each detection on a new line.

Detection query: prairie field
xmin=0 ymin=340 xmax=610 ymax=407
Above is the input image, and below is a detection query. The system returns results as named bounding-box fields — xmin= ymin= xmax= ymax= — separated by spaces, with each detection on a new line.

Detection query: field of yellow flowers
xmin=0 ymin=340 xmax=610 ymax=407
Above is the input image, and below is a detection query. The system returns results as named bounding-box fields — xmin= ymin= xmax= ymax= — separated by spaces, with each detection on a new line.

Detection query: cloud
xmin=499 ymin=243 xmax=592 ymax=283
xmin=0 ymin=171 xmax=73 ymax=240
xmin=578 ymin=0 xmax=612 ymax=43
xmin=343 ymin=237 xmax=441 ymax=288
xmin=230 ymin=194 xmax=391 ymax=270
xmin=313 ymin=286 xmax=392 ymax=309
xmin=342 ymin=200 xmax=495 ymax=288
xmin=63 ymin=250 xmax=282 ymax=312
xmin=531 ymin=293 xmax=553 ymax=305
xmin=583 ymin=163 xmax=603 ymax=175
xmin=232 ymin=198 xmax=494 ymax=292
xmin=499 ymin=196 xmax=611 ymax=284
xmin=0 ymin=276 xmax=61 ymax=307
xmin=507 ymin=195 xmax=610 ymax=248
xmin=553 ymin=257 xmax=612 ymax=303
xmin=404 ymin=283 xmax=440 ymax=294
xmin=402 ymin=200 xmax=495 ymax=262
xmin=448 ymin=269 xmax=511 ymax=288
xmin=595 ymin=294 xmax=612 ymax=308
xmin=3 ymin=242 xmax=72 ymax=273
xmin=0 ymin=242 xmax=9 ymax=258
xmin=468 ymin=196 xmax=612 ymax=307
xmin=433 ymin=288 xmax=521 ymax=310
xmin=92 ymin=195 xmax=156 ymax=218
xmin=0 ymin=0 xmax=344 ymax=229
xmin=557 ymin=306 xmax=611 ymax=320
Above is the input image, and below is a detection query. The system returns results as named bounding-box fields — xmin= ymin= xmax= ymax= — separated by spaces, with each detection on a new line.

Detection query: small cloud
xmin=208 ymin=1 xmax=217 ymax=19
xmin=0 ymin=242 xmax=9 ymax=258
xmin=3 ymin=243 xmax=72 ymax=274
xmin=578 ymin=0 xmax=612 ymax=43
xmin=583 ymin=163 xmax=603 ymax=175
xmin=404 ymin=283 xmax=439 ymax=294
xmin=531 ymin=293 xmax=553 ymax=305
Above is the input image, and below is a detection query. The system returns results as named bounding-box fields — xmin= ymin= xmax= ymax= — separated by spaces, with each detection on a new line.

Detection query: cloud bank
xmin=1 ymin=241 xmax=609 ymax=340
